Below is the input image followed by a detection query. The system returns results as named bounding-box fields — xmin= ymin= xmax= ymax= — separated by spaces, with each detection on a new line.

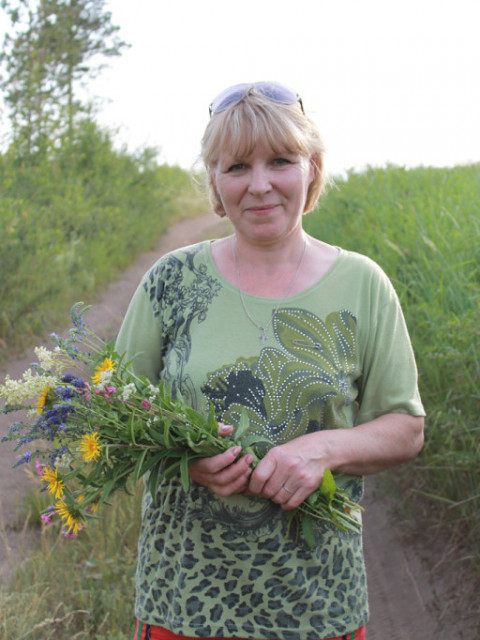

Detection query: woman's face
xmin=212 ymin=142 xmax=315 ymax=246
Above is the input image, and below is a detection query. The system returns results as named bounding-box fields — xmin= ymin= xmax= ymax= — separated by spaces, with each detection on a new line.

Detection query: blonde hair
xmin=200 ymin=89 xmax=327 ymax=217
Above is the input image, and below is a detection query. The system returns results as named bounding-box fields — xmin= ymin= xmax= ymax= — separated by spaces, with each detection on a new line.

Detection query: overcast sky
xmin=3 ymin=0 xmax=480 ymax=176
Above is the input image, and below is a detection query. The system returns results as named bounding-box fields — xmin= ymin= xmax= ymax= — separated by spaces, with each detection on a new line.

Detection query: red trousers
xmin=134 ymin=620 xmax=366 ymax=640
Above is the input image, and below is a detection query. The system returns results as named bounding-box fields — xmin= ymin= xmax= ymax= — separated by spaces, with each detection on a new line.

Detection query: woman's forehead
xmin=219 ymin=140 xmax=294 ymax=160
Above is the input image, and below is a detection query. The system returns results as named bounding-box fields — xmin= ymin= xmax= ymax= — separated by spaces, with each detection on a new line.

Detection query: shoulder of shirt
xmin=337 ymin=247 xmax=389 ymax=276
xmin=141 ymin=241 xmax=210 ymax=279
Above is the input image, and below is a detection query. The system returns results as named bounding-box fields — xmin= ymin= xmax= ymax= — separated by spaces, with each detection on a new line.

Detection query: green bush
xmin=0 ymin=119 xmax=204 ymax=358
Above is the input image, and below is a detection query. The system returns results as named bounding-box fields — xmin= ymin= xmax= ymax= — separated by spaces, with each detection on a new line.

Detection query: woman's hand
xmin=247 ymin=433 xmax=328 ymax=510
xmin=188 ymin=423 xmax=255 ymax=497
xmin=247 ymin=413 xmax=424 ymax=510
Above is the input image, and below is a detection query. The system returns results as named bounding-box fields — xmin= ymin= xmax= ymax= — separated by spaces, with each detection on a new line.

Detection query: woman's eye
xmin=227 ymin=163 xmax=245 ymax=172
xmin=273 ymin=157 xmax=291 ymax=166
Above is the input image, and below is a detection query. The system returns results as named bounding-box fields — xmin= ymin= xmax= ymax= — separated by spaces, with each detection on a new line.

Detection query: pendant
xmin=260 ymin=329 xmax=267 ymax=345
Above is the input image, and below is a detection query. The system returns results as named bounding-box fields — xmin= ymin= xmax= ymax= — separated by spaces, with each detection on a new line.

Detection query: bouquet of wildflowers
xmin=0 ymin=304 xmax=362 ymax=545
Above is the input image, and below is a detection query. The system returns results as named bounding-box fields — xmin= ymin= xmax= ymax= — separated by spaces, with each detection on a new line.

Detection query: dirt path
xmin=0 ymin=213 xmax=477 ymax=638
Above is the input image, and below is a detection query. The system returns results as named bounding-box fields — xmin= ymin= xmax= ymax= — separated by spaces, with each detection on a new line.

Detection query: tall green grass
xmin=0 ymin=119 xmax=206 ymax=360
xmin=305 ymin=163 xmax=480 ymax=548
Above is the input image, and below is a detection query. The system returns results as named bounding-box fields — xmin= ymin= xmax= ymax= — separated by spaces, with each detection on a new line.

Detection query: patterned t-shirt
xmin=115 ymin=241 xmax=424 ymax=640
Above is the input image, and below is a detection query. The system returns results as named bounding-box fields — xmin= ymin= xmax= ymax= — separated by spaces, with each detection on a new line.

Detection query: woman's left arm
xmin=247 ymin=413 xmax=424 ymax=509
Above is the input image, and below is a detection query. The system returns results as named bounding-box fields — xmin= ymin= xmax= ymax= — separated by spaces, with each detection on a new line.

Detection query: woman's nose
xmin=248 ymin=165 xmax=272 ymax=195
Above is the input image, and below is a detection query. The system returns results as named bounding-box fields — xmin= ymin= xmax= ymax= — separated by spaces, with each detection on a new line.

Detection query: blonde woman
xmin=117 ymin=82 xmax=425 ymax=640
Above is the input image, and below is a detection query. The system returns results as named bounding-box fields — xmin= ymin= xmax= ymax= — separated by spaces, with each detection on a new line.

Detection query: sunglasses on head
xmin=209 ymin=81 xmax=304 ymax=116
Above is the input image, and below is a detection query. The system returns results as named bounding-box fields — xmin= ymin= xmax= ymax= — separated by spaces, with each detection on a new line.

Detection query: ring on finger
xmin=282 ymin=485 xmax=294 ymax=494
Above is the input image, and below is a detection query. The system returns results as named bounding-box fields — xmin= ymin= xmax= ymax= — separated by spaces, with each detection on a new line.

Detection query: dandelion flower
xmin=79 ymin=432 xmax=102 ymax=462
xmin=92 ymin=357 xmax=115 ymax=385
xmin=41 ymin=466 xmax=65 ymax=499
xmin=36 ymin=386 xmax=50 ymax=414
xmin=55 ymin=499 xmax=84 ymax=535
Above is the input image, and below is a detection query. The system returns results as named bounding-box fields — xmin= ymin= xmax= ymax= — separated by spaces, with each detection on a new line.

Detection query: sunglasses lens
xmin=209 ymin=82 xmax=301 ymax=114
xmin=254 ymin=81 xmax=299 ymax=104
xmin=209 ymin=83 xmax=252 ymax=114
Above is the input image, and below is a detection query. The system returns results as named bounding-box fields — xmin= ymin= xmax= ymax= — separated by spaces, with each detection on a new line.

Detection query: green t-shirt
xmin=115 ymin=241 xmax=424 ymax=639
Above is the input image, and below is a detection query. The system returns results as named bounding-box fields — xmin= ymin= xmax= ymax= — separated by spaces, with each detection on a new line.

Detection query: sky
xmin=2 ymin=0 xmax=480 ymax=176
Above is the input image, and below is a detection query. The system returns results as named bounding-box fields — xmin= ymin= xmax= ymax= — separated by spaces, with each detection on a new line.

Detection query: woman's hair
xmin=200 ymin=89 xmax=328 ymax=217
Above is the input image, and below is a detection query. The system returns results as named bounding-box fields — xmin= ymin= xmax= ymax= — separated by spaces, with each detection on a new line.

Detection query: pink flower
xmin=41 ymin=513 xmax=54 ymax=525
xmin=61 ymin=530 xmax=80 ymax=538
xmin=35 ymin=460 xmax=44 ymax=477
xmin=94 ymin=386 xmax=117 ymax=403
xmin=142 ymin=400 xmax=151 ymax=409
xmin=83 ymin=381 xmax=92 ymax=402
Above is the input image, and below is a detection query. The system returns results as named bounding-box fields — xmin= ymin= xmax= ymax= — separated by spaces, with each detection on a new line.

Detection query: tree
xmin=0 ymin=0 xmax=128 ymax=161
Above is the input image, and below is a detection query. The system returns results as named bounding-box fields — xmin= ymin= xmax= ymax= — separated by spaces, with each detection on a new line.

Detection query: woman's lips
xmin=245 ymin=204 xmax=278 ymax=214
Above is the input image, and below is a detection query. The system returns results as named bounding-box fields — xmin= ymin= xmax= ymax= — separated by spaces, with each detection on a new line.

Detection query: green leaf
xmin=301 ymin=514 xmax=315 ymax=548
xmin=180 ymin=452 xmax=190 ymax=492
xmin=319 ymin=469 xmax=336 ymax=503
xmin=133 ymin=448 xmax=148 ymax=487
xmin=129 ymin=412 xmax=137 ymax=446
xmin=148 ymin=462 xmax=163 ymax=504
xmin=235 ymin=409 xmax=250 ymax=441
xmin=239 ymin=434 xmax=273 ymax=449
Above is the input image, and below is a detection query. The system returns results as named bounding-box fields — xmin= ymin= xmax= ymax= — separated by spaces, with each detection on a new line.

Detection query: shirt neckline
xmin=205 ymin=239 xmax=346 ymax=304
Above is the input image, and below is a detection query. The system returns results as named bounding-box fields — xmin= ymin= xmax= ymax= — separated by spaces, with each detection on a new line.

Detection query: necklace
xmin=232 ymin=236 xmax=308 ymax=344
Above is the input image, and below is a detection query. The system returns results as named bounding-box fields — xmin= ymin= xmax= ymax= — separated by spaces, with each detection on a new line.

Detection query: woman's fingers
xmin=218 ymin=422 xmax=234 ymax=437
xmin=190 ymin=446 xmax=242 ymax=475
xmin=188 ymin=447 xmax=255 ymax=497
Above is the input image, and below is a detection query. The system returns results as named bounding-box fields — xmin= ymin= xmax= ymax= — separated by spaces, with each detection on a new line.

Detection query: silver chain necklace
xmin=232 ymin=236 xmax=308 ymax=344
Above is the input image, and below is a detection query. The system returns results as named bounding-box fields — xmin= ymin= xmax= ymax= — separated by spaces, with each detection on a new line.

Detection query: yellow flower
xmin=36 ymin=386 xmax=50 ymax=414
xmin=55 ymin=499 xmax=84 ymax=535
xmin=79 ymin=432 xmax=102 ymax=462
xmin=41 ymin=466 xmax=64 ymax=500
xmin=92 ymin=357 xmax=115 ymax=385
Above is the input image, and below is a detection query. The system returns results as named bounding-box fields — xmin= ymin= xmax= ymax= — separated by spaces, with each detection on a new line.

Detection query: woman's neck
xmin=210 ymin=233 xmax=339 ymax=298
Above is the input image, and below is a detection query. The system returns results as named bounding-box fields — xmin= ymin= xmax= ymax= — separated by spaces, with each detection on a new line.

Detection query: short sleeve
xmin=356 ymin=266 xmax=425 ymax=423
xmin=115 ymin=277 xmax=163 ymax=384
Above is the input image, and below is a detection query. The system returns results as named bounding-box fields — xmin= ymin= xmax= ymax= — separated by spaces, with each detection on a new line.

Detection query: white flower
xmin=34 ymin=346 xmax=69 ymax=374
xmin=34 ymin=347 xmax=55 ymax=371
xmin=0 ymin=370 xmax=57 ymax=406
xmin=93 ymin=368 xmax=114 ymax=389
xmin=121 ymin=383 xmax=136 ymax=401
xmin=55 ymin=453 xmax=73 ymax=468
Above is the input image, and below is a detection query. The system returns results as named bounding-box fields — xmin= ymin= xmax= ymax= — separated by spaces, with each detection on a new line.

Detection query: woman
xmin=117 ymin=82 xmax=425 ymax=640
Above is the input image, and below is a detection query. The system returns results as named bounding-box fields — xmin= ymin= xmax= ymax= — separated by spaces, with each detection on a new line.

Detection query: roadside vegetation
xmin=0 ymin=0 xmax=205 ymax=361
xmin=305 ymin=162 xmax=480 ymax=558
xmin=0 ymin=125 xmax=202 ymax=360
